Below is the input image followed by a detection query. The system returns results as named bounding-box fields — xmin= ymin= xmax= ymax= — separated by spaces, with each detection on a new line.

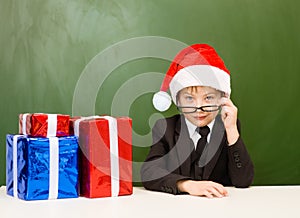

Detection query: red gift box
xmin=73 ymin=116 xmax=132 ymax=198
xmin=19 ymin=113 xmax=70 ymax=137
xmin=69 ymin=116 xmax=82 ymax=135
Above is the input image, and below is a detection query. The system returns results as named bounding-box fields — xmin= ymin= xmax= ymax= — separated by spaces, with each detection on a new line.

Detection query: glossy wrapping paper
xmin=19 ymin=113 xmax=70 ymax=137
xmin=72 ymin=116 xmax=132 ymax=198
xmin=6 ymin=134 xmax=79 ymax=200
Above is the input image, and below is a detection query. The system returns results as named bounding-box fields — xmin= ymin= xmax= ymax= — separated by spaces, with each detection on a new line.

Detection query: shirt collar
xmin=185 ymin=117 xmax=215 ymax=138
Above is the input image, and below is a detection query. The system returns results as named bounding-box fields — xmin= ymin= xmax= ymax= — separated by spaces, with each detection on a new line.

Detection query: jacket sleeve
xmin=140 ymin=119 xmax=191 ymax=194
xmin=227 ymin=120 xmax=254 ymax=188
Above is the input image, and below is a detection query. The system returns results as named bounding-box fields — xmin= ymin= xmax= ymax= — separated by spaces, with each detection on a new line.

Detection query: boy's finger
xmin=221 ymin=97 xmax=234 ymax=107
xmin=210 ymin=187 xmax=224 ymax=198
xmin=211 ymin=182 xmax=228 ymax=196
xmin=220 ymin=97 xmax=229 ymax=106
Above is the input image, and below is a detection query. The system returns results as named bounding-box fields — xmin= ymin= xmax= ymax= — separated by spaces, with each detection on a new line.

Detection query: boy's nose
xmin=195 ymin=99 xmax=204 ymax=107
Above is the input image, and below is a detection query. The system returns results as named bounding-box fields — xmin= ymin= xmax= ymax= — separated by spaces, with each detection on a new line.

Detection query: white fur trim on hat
xmin=152 ymin=91 xmax=172 ymax=112
xmin=169 ymin=65 xmax=231 ymax=103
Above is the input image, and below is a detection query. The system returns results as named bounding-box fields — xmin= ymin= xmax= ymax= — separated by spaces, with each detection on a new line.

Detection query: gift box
xmin=19 ymin=113 xmax=70 ymax=137
xmin=69 ymin=116 xmax=83 ymax=135
xmin=6 ymin=134 xmax=79 ymax=200
xmin=72 ymin=116 xmax=132 ymax=198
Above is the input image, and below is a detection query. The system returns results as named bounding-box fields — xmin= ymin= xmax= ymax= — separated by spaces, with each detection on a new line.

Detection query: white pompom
xmin=152 ymin=91 xmax=172 ymax=112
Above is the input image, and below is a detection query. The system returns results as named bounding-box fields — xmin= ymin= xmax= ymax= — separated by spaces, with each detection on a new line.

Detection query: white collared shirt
xmin=185 ymin=118 xmax=215 ymax=149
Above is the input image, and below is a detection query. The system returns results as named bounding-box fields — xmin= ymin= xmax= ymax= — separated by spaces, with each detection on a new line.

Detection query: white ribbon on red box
xmin=47 ymin=114 xmax=58 ymax=137
xmin=74 ymin=115 xmax=120 ymax=197
xmin=22 ymin=113 xmax=29 ymax=135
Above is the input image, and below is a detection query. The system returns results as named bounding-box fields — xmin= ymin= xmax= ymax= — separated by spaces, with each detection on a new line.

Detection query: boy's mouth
xmin=194 ymin=115 xmax=207 ymax=120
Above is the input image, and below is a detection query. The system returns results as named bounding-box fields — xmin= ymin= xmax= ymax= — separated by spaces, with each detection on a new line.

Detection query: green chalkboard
xmin=1 ymin=0 xmax=300 ymax=186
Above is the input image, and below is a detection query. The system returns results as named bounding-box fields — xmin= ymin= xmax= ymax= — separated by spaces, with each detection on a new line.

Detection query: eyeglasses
xmin=177 ymin=105 xmax=221 ymax=113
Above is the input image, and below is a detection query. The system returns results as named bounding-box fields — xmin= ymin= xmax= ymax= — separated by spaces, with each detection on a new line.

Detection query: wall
xmin=0 ymin=0 xmax=299 ymax=185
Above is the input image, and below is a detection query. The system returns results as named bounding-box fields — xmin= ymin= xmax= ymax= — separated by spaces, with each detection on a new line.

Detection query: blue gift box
xmin=6 ymin=134 xmax=79 ymax=200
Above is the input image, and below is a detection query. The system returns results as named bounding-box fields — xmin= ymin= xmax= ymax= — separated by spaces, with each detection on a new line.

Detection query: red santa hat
xmin=153 ymin=44 xmax=231 ymax=112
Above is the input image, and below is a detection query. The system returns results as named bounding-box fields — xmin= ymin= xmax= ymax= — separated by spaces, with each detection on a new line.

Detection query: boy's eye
xmin=185 ymin=96 xmax=194 ymax=101
xmin=205 ymin=95 xmax=215 ymax=101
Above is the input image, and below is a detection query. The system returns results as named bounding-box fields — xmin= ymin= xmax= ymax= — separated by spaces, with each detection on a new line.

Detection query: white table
xmin=1 ymin=186 xmax=299 ymax=218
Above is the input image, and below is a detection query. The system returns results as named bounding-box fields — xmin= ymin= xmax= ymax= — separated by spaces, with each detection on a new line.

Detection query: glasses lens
xmin=178 ymin=105 xmax=220 ymax=113
xmin=201 ymin=105 xmax=220 ymax=112
xmin=178 ymin=107 xmax=197 ymax=113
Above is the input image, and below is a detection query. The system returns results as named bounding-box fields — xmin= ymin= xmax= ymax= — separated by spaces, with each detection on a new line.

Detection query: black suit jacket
xmin=140 ymin=114 xmax=254 ymax=194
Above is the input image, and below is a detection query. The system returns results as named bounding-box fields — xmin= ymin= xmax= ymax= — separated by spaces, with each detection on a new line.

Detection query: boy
xmin=140 ymin=44 xmax=254 ymax=198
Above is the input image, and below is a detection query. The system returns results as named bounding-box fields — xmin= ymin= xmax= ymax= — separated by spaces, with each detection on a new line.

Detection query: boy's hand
xmin=177 ymin=180 xmax=228 ymax=198
xmin=220 ymin=97 xmax=240 ymax=145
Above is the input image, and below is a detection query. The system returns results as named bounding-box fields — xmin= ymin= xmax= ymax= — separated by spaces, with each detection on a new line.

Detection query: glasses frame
xmin=177 ymin=105 xmax=221 ymax=113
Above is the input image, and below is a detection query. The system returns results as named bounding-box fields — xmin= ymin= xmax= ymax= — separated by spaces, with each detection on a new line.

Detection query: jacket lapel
xmin=174 ymin=115 xmax=194 ymax=177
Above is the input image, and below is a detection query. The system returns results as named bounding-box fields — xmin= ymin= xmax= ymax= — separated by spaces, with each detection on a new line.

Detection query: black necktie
xmin=192 ymin=126 xmax=210 ymax=163
xmin=191 ymin=126 xmax=210 ymax=179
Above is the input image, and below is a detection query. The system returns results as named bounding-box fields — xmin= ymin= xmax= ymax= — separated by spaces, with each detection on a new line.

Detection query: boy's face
xmin=177 ymin=86 xmax=222 ymax=127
